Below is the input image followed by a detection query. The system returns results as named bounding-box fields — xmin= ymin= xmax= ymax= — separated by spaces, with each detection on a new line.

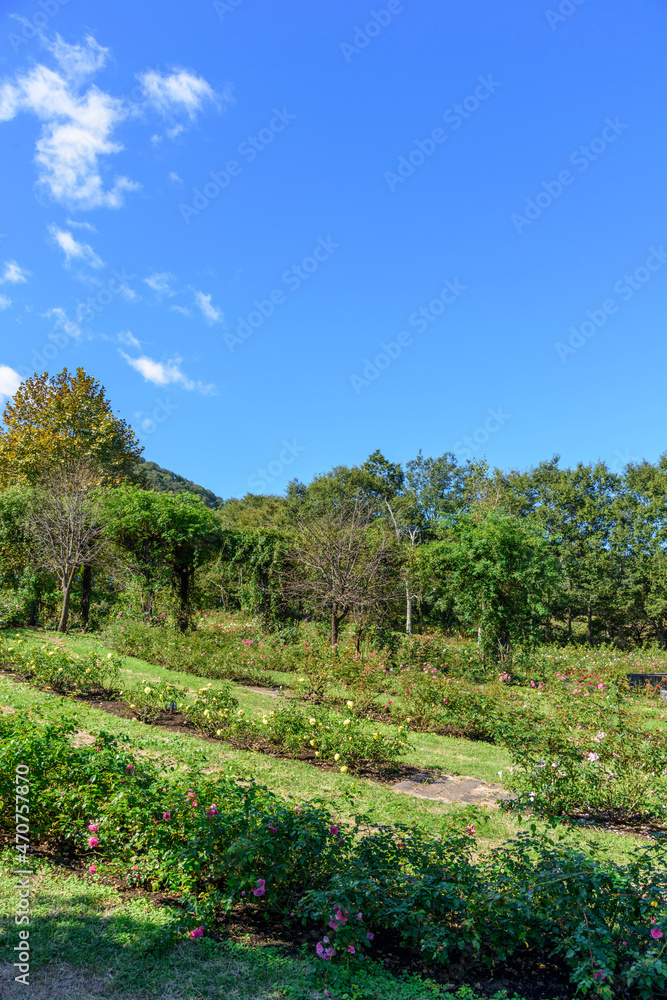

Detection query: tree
xmin=0 ymin=368 xmax=143 ymax=486
xmin=24 ymin=459 xmax=108 ymax=632
xmin=287 ymin=497 xmax=397 ymax=646
xmin=0 ymin=368 xmax=143 ymax=621
xmin=104 ymin=487 xmax=221 ymax=630
xmin=420 ymin=510 xmax=561 ymax=662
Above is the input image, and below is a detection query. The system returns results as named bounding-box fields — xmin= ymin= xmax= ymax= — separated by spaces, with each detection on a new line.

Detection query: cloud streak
xmin=0 ymin=260 xmax=29 ymax=284
xmin=119 ymin=351 xmax=216 ymax=395
xmin=193 ymin=289 xmax=224 ymax=324
xmin=48 ymin=224 xmax=104 ymax=267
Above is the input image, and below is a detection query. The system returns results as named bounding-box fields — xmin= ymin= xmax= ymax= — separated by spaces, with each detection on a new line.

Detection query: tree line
xmin=1 ymin=368 xmax=667 ymax=659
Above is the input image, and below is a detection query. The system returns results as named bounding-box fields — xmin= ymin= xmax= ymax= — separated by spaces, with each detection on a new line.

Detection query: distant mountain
xmin=137 ymin=461 xmax=224 ymax=509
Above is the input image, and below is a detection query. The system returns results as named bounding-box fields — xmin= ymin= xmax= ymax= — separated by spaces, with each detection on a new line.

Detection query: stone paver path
xmin=392 ymin=771 xmax=508 ymax=806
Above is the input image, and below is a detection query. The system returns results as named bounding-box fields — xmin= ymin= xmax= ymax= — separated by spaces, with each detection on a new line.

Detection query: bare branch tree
xmin=287 ymin=498 xmax=397 ymax=645
xmin=25 ymin=459 xmax=108 ymax=631
xmin=384 ymin=499 xmax=419 ymax=636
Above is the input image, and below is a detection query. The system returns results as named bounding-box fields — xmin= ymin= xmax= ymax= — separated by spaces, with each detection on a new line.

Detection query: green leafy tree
xmin=421 ymin=510 xmax=562 ymax=662
xmin=104 ymin=487 xmax=221 ymax=630
xmin=0 ymin=368 xmax=143 ymax=486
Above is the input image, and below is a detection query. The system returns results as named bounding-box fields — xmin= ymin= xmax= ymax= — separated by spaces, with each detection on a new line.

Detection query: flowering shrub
xmin=183 ymin=682 xmax=239 ymax=733
xmin=498 ymin=688 xmax=667 ymax=821
xmin=0 ymin=638 xmax=121 ymax=697
xmin=1 ymin=712 xmax=667 ymax=995
xmin=120 ymin=678 xmax=188 ymax=722
xmin=242 ymin=700 xmax=411 ymax=770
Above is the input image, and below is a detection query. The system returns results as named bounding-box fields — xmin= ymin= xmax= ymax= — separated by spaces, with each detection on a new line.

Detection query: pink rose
xmin=163 ymin=812 xmax=171 ymax=820
xmin=88 ymin=836 xmax=99 ymax=848
xmin=330 ymin=825 xmax=339 ymax=836
xmin=252 ymin=878 xmax=266 ymax=897
xmin=366 ymin=931 xmax=374 ymax=941
xmin=347 ymin=945 xmax=355 ymax=954
xmin=88 ymin=865 xmax=96 ymax=874
xmin=125 ymin=764 xmax=135 ymax=774
xmin=88 ymin=823 xmax=98 ymax=832
xmin=189 ymin=926 xmax=204 ymax=938
xmin=268 ymin=826 xmax=277 ymax=832
xmin=652 ymin=927 xmax=663 ymax=940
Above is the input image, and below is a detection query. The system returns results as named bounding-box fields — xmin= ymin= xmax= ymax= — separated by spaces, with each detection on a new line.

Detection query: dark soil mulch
xmin=0 ymin=668 xmax=437 ymax=785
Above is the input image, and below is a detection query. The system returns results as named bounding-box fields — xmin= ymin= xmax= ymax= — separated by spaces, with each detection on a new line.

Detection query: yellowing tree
xmin=0 ymin=368 xmax=143 ymax=486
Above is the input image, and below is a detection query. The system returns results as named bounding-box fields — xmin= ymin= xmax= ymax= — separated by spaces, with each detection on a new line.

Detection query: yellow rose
xmin=334 ymin=753 xmax=340 ymax=761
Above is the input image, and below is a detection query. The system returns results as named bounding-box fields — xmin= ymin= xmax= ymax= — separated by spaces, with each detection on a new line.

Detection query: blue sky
xmin=0 ymin=0 xmax=665 ymax=497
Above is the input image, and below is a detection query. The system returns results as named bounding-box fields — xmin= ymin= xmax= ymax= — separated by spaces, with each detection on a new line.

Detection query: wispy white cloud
xmin=48 ymin=224 xmax=103 ymax=268
xmin=44 ymin=305 xmax=82 ymax=339
xmin=117 ymin=330 xmax=141 ymax=349
xmin=138 ymin=69 xmax=219 ymax=121
xmin=170 ymin=304 xmax=191 ymax=317
xmin=0 ymin=35 xmax=221 ymax=208
xmin=119 ymin=350 xmax=216 ymax=395
xmin=0 ymin=36 xmax=137 ymax=209
xmin=0 ymin=365 xmax=21 ymax=403
xmin=0 ymin=260 xmax=29 ymax=284
xmin=193 ymin=289 xmax=223 ymax=325
xmin=65 ymin=217 xmax=97 ymax=232
xmin=44 ymin=33 xmax=109 ymax=83
xmin=143 ymin=271 xmax=175 ymax=298
xmin=168 ymin=171 xmax=183 ymax=184
xmin=0 ymin=294 xmax=11 ymax=310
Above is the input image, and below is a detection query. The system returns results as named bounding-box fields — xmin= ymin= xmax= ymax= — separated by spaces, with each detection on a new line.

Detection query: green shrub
xmin=244 ymin=700 xmax=411 ymax=770
xmin=0 ymin=638 xmax=121 ymax=696
xmin=499 ymin=686 xmax=667 ymax=821
xmin=120 ymin=678 xmax=188 ymax=722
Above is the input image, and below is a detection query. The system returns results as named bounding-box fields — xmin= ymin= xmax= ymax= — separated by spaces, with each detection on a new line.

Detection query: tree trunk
xmin=57 ymin=578 xmax=74 ymax=632
xmin=567 ymin=607 xmax=572 ymax=642
xmin=144 ymin=589 xmax=155 ymax=615
xmin=331 ymin=603 xmax=339 ymax=647
xmin=81 ymin=564 xmax=92 ymax=627
xmin=176 ymin=566 xmax=191 ymax=633
xmin=405 ymin=578 xmax=412 ymax=636
xmin=587 ymin=604 xmax=593 ymax=646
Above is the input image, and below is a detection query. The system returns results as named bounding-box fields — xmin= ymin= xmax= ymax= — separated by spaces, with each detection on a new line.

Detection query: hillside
xmin=137 ymin=461 xmax=224 ymax=509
